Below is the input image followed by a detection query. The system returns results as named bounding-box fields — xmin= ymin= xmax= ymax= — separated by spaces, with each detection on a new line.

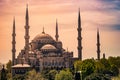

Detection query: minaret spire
xmin=55 ymin=19 xmax=59 ymax=41
xmin=24 ymin=4 xmax=30 ymax=59
xmin=97 ymin=28 xmax=100 ymax=60
xmin=77 ymin=8 xmax=82 ymax=60
xmin=12 ymin=17 xmax=16 ymax=65
xmin=42 ymin=27 xmax=45 ymax=34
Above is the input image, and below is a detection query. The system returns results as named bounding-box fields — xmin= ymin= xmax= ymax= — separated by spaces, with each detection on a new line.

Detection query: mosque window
xmin=52 ymin=60 xmax=54 ymax=65
xmin=62 ymin=62 xmax=64 ymax=65
xmin=59 ymin=62 xmax=61 ymax=66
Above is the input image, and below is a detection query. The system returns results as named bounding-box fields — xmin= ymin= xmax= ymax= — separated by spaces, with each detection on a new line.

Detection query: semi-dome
xmin=41 ymin=44 xmax=56 ymax=50
xmin=33 ymin=32 xmax=54 ymax=42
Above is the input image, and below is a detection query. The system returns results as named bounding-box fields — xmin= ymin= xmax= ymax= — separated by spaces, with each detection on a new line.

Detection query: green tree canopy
xmin=80 ymin=59 xmax=95 ymax=79
xmin=108 ymin=56 xmax=120 ymax=68
xmin=6 ymin=60 xmax=12 ymax=73
xmin=94 ymin=61 xmax=105 ymax=73
xmin=48 ymin=70 xmax=58 ymax=80
xmin=110 ymin=64 xmax=119 ymax=76
xmin=55 ymin=69 xmax=73 ymax=80
xmin=74 ymin=60 xmax=82 ymax=72
xmin=85 ymin=73 xmax=111 ymax=80
xmin=25 ymin=69 xmax=47 ymax=80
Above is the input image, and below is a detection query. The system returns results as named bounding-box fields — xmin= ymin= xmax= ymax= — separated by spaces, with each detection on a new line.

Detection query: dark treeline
xmin=0 ymin=56 xmax=120 ymax=80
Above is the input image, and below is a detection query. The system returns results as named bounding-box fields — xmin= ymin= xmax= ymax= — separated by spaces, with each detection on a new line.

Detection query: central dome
xmin=33 ymin=32 xmax=54 ymax=42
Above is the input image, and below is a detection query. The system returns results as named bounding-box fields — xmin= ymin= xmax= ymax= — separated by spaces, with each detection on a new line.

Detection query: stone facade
xmin=16 ymin=32 xmax=73 ymax=71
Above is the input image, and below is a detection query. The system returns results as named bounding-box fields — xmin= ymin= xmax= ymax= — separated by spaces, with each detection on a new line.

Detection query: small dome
xmin=12 ymin=64 xmax=30 ymax=68
xmin=41 ymin=44 xmax=56 ymax=50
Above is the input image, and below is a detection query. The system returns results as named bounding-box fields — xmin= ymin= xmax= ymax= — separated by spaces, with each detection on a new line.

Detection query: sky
xmin=0 ymin=0 xmax=120 ymax=63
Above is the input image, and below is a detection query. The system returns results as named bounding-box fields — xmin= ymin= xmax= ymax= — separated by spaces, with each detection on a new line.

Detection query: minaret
xmin=77 ymin=9 xmax=82 ymax=60
xmin=24 ymin=4 xmax=30 ymax=59
xmin=42 ymin=27 xmax=45 ymax=34
xmin=55 ymin=19 xmax=59 ymax=41
xmin=12 ymin=17 xmax=16 ymax=65
xmin=97 ymin=28 xmax=100 ymax=60
xmin=103 ymin=53 xmax=105 ymax=59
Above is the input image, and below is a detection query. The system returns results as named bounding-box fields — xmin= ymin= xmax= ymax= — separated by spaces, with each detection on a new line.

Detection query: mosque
xmin=11 ymin=5 xmax=101 ymax=75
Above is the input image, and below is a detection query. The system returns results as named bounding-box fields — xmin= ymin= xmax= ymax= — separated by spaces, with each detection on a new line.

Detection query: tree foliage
xmin=1 ymin=65 xmax=7 ymax=80
xmin=74 ymin=57 xmax=120 ymax=79
xmin=55 ymin=69 xmax=73 ymax=80
xmin=74 ymin=60 xmax=82 ymax=72
xmin=25 ymin=69 xmax=47 ymax=80
xmin=110 ymin=65 xmax=119 ymax=76
xmin=108 ymin=56 xmax=120 ymax=68
xmin=94 ymin=61 xmax=105 ymax=73
xmin=6 ymin=60 xmax=12 ymax=73
xmin=85 ymin=73 xmax=111 ymax=80
xmin=13 ymin=74 xmax=25 ymax=80
xmin=48 ymin=70 xmax=58 ymax=80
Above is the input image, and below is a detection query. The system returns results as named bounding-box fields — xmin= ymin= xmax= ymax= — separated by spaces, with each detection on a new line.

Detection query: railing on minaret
xmin=97 ymin=28 xmax=100 ymax=60
xmin=77 ymin=9 xmax=82 ymax=60
xmin=12 ymin=17 xmax=16 ymax=66
xmin=55 ymin=19 xmax=59 ymax=41
xmin=24 ymin=4 xmax=30 ymax=60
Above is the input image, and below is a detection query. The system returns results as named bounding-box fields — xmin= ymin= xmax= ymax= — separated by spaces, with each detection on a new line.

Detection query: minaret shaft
xmin=77 ymin=9 xmax=82 ymax=60
xmin=97 ymin=29 xmax=100 ymax=60
xmin=24 ymin=5 xmax=30 ymax=61
xmin=24 ymin=5 xmax=30 ymax=51
xmin=12 ymin=17 xmax=16 ymax=65
xmin=55 ymin=19 xmax=59 ymax=41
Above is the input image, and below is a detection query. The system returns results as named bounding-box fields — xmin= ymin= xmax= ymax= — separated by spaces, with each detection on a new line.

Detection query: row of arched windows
xmin=43 ymin=61 xmax=65 ymax=67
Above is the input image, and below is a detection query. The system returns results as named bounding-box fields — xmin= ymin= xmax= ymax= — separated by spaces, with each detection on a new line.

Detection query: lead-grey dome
xmin=33 ymin=32 xmax=54 ymax=42
xmin=41 ymin=44 xmax=56 ymax=50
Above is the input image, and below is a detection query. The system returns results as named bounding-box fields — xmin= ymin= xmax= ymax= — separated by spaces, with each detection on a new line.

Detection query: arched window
xmin=59 ymin=62 xmax=61 ymax=66
xmin=52 ymin=60 xmax=54 ymax=65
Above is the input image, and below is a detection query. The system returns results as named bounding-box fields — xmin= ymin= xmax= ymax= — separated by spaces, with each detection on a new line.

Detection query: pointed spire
xmin=42 ymin=27 xmax=45 ymax=34
xmin=24 ymin=4 xmax=30 ymax=61
xmin=77 ymin=8 xmax=82 ymax=60
xmin=97 ymin=28 xmax=100 ymax=60
xmin=78 ymin=8 xmax=81 ymax=28
xmin=26 ymin=4 xmax=29 ymax=25
xmin=55 ymin=19 xmax=59 ymax=41
xmin=12 ymin=17 xmax=16 ymax=65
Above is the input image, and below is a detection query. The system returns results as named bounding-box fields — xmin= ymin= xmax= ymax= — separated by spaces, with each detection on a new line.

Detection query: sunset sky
xmin=0 ymin=0 xmax=120 ymax=63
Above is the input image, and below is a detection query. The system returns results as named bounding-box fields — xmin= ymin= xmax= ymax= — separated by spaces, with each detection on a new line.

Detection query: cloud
xmin=101 ymin=24 xmax=120 ymax=31
xmin=99 ymin=0 xmax=120 ymax=10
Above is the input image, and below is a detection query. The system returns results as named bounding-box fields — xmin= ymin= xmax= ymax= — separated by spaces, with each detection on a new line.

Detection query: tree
xmin=84 ymin=73 xmax=111 ymax=80
xmin=100 ymin=59 xmax=111 ymax=70
xmin=48 ymin=70 xmax=58 ymax=80
xmin=112 ymin=74 xmax=120 ymax=80
xmin=25 ymin=69 xmax=47 ymax=80
xmin=108 ymin=56 xmax=120 ymax=68
xmin=6 ymin=60 xmax=12 ymax=73
xmin=74 ymin=60 xmax=82 ymax=72
xmin=80 ymin=59 xmax=95 ymax=79
xmin=1 ymin=65 xmax=7 ymax=80
xmin=55 ymin=69 xmax=73 ymax=80
xmin=41 ymin=68 xmax=50 ymax=79
xmin=7 ymin=72 xmax=12 ymax=80
xmin=110 ymin=65 xmax=119 ymax=76
xmin=94 ymin=61 xmax=105 ymax=73
xmin=13 ymin=74 xmax=25 ymax=80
